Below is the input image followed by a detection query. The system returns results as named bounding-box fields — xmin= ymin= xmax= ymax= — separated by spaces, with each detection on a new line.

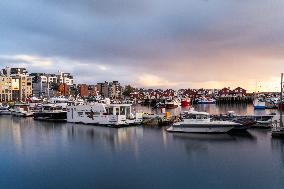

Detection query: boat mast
xmin=280 ymin=73 xmax=283 ymax=127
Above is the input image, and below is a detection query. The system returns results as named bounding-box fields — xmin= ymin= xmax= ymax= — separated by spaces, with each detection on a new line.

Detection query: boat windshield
xmin=106 ymin=106 xmax=130 ymax=116
xmin=43 ymin=106 xmax=62 ymax=111
xmin=182 ymin=112 xmax=209 ymax=119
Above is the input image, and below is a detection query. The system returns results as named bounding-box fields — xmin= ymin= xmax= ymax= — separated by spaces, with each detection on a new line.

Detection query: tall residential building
xmin=77 ymin=84 xmax=89 ymax=97
xmin=30 ymin=71 xmax=74 ymax=97
xmin=96 ymin=81 xmax=122 ymax=99
xmin=57 ymin=71 xmax=74 ymax=86
xmin=30 ymin=73 xmax=58 ymax=97
xmin=0 ymin=67 xmax=32 ymax=102
xmin=97 ymin=81 xmax=110 ymax=98
xmin=0 ymin=77 xmax=12 ymax=101
xmin=109 ymin=81 xmax=122 ymax=99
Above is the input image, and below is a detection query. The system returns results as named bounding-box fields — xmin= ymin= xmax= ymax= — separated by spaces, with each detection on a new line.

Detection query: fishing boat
xmin=67 ymin=102 xmax=143 ymax=127
xmin=165 ymin=99 xmax=179 ymax=109
xmin=11 ymin=103 xmax=34 ymax=117
xmin=181 ymin=98 xmax=190 ymax=107
xmin=33 ymin=104 xmax=67 ymax=122
xmin=265 ymin=97 xmax=279 ymax=109
xmin=167 ymin=109 xmax=240 ymax=133
xmin=196 ymin=97 xmax=216 ymax=104
xmin=253 ymin=98 xmax=266 ymax=110
xmin=215 ymin=111 xmax=273 ymax=130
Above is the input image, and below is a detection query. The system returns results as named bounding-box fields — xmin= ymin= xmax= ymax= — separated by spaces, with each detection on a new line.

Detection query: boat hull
xmin=181 ymin=101 xmax=190 ymax=107
xmin=34 ymin=112 xmax=67 ymax=121
xmin=197 ymin=101 xmax=216 ymax=104
xmin=167 ymin=124 xmax=234 ymax=133
xmin=12 ymin=112 xmax=34 ymax=117
xmin=166 ymin=104 xmax=178 ymax=109
xmin=254 ymin=106 xmax=266 ymax=110
xmin=0 ymin=111 xmax=11 ymax=115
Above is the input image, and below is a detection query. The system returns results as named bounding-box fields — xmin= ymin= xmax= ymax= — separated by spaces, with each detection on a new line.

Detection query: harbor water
xmin=0 ymin=104 xmax=284 ymax=189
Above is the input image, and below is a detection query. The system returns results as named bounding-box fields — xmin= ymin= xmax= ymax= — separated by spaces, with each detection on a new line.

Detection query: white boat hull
xmin=167 ymin=125 xmax=234 ymax=133
xmin=0 ymin=111 xmax=11 ymax=115
xmin=12 ymin=111 xmax=34 ymax=117
xmin=67 ymin=104 xmax=142 ymax=126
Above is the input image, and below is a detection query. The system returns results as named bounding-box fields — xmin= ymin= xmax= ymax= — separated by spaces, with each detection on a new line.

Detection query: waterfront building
xmin=219 ymin=87 xmax=232 ymax=97
xmin=0 ymin=77 xmax=12 ymax=101
xmin=0 ymin=67 xmax=32 ymax=102
xmin=208 ymin=89 xmax=220 ymax=97
xmin=88 ymin=85 xmax=98 ymax=96
xmin=149 ymin=89 xmax=163 ymax=99
xmin=57 ymin=71 xmax=74 ymax=86
xmin=162 ymin=89 xmax=176 ymax=99
xmin=109 ymin=81 xmax=122 ymax=99
xmin=232 ymin=87 xmax=247 ymax=97
xmin=96 ymin=81 xmax=122 ymax=99
xmin=58 ymin=83 xmax=70 ymax=96
xmin=77 ymin=84 xmax=89 ymax=97
xmin=97 ymin=81 xmax=109 ymax=97
xmin=218 ymin=87 xmax=247 ymax=97
xmin=30 ymin=71 xmax=74 ymax=97
xmin=30 ymin=73 xmax=58 ymax=97
xmin=196 ymin=88 xmax=209 ymax=97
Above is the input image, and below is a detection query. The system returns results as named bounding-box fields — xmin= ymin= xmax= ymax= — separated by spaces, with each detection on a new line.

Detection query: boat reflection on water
xmin=171 ymin=131 xmax=257 ymax=155
xmin=65 ymin=124 xmax=144 ymax=156
xmin=228 ymin=131 xmax=257 ymax=140
xmin=172 ymin=133 xmax=235 ymax=142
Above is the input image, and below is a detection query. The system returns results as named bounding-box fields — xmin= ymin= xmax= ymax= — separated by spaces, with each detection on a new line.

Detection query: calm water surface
xmin=0 ymin=105 xmax=284 ymax=189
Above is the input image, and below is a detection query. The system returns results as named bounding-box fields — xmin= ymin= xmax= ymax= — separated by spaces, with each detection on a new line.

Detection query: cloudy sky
xmin=0 ymin=0 xmax=284 ymax=91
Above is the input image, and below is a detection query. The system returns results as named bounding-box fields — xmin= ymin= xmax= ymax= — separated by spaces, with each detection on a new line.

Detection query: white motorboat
xmin=27 ymin=96 xmax=42 ymax=110
xmin=0 ymin=105 xmax=11 ymax=115
xmin=67 ymin=102 xmax=143 ymax=127
xmin=196 ymin=97 xmax=216 ymax=104
xmin=11 ymin=103 xmax=34 ymax=117
xmin=48 ymin=96 xmax=69 ymax=110
xmin=253 ymin=98 xmax=266 ymax=110
xmin=167 ymin=109 xmax=240 ymax=133
xmin=165 ymin=98 xmax=179 ymax=109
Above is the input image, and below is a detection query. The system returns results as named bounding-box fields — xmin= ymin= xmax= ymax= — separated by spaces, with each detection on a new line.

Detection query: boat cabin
xmin=67 ymin=103 xmax=134 ymax=125
xmin=181 ymin=111 xmax=210 ymax=120
xmin=14 ymin=104 xmax=30 ymax=112
xmin=41 ymin=104 xmax=64 ymax=112
xmin=105 ymin=104 xmax=132 ymax=117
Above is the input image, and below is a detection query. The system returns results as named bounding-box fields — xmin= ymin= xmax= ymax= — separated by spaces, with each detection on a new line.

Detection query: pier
xmin=216 ymin=96 xmax=253 ymax=104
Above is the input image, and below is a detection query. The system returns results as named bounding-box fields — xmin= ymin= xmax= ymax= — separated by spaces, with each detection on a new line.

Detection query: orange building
xmin=78 ymin=84 xmax=89 ymax=97
xmin=58 ymin=83 xmax=69 ymax=96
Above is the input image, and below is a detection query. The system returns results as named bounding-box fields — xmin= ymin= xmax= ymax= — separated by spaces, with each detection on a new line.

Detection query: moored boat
xmin=165 ymin=99 xmax=179 ymax=109
xmin=215 ymin=111 xmax=273 ymax=129
xmin=196 ymin=97 xmax=216 ymax=104
xmin=33 ymin=104 xmax=67 ymax=122
xmin=253 ymin=98 xmax=266 ymax=110
xmin=67 ymin=102 xmax=143 ymax=127
xmin=0 ymin=105 xmax=11 ymax=115
xmin=181 ymin=98 xmax=190 ymax=107
xmin=48 ymin=96 xmax=69 ymax=110
xmin=167 ymin=110 xmax=240 ymax=133
xmin=11 ymin=103 xmax=34 ymax=117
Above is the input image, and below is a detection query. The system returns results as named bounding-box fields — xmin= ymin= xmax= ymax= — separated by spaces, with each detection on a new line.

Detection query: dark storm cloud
xmin=0 ymin=0 xmax=284 ymax=90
